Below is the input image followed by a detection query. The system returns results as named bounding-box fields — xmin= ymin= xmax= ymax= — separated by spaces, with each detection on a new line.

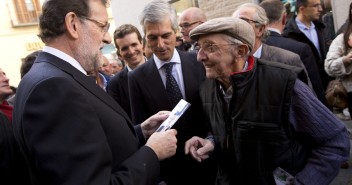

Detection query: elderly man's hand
xmin=185 ymin=136 xmax=214 ymax=162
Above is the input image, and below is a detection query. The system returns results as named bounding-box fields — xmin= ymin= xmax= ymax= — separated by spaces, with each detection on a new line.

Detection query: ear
xmin=64 ymin=12 xmax=80 ymax=40
xmin=236 ymin=44 xmax=249 ymax=57
xmin=298 ymin=6 xmax=305 ymax=14
xmin=282 ymin=12 xmax=287 ymax=26
xmin=257 ymin=24 xmax=266 ymax=37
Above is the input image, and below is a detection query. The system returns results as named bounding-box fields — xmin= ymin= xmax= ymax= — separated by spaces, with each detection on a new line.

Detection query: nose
xmin=103 ymin=32 xmax=112 ymax=44
xmin=157 ymin=37 xmax=164 ymax=48
xmin=1 ymin=75 xmax=9 ymax=83
xmin=197 ymin=49 xmax=207 ymax=62
xmin=127 ymin=46 xmax=134 ymax=54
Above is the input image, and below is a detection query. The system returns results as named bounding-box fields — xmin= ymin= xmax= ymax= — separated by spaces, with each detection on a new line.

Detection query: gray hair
xmin=235 ymin=3 xmax=270 ymax=40
xmin=139 ymin=0 xmax=179 ymax=33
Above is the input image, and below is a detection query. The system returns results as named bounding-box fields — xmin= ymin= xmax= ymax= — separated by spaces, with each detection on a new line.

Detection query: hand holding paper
xmin=156 ymin=99 xmax=191 ymax=132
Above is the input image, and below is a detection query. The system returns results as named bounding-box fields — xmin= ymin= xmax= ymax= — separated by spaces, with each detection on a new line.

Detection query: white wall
xmin=110 ymin=0 xmax=156 ymax=36
xmin=332 ymin=0 xmax=350 ymax=31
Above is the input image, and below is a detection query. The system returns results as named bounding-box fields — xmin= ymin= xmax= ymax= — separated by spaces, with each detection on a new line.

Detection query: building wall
xmin=331 ymin=0 xmax=350 ymax=32
xmin=0 ymin=0 xmax=43 ymax=87
xmin=198 ymin=0 xmax=251 ymax=19
xmin=0 ymin=0 xmax=115 ymax=87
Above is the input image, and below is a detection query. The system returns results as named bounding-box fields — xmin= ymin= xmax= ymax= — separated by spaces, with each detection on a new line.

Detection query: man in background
xmin=107 ymin=24 xmax=146 ymax=118
xmin=260 ymin=0 xmax=326 ymax=105
xmin=283 ymin=0 xmax=331 ymax=90
xmin=178 ymin=7 xmax=207 ymax=52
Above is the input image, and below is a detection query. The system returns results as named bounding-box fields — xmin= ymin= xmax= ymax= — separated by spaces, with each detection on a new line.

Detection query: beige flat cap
xmin=189 ymin=17 xmax=255 ymax=51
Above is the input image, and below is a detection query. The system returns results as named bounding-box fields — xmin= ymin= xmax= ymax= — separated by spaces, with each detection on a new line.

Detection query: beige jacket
xmin=325 ymin=33 xmax=352 ymax=92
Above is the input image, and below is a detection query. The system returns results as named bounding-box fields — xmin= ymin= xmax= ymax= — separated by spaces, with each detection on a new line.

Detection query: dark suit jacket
xmin=107 ymin=67 xmax=131 ymax=118
xmin=13 ymin=52 xmax=160 ymax=185
xmin=128 ymin=50 xmax=215 ymax=185
xmin=283 ymin=15 xmax=331 ymax=89
xmin=265 ymin=31 xmax=326 ymax=104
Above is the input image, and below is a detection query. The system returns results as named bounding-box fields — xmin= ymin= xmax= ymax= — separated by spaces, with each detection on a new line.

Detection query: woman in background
xmin=324 ymin=2 xmax=352 ymax=169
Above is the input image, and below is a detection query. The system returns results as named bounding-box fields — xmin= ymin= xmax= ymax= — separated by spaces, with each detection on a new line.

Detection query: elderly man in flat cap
xmin=184 ymin=17 xmax=350 ymax=185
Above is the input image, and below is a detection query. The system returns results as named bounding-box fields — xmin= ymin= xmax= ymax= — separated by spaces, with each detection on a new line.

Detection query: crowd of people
xmin=0 ymin=0 xmax=351 ymax=184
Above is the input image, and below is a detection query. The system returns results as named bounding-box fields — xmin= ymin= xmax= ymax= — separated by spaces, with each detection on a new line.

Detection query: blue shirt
xmin=295 ymin=18 xmax=321 ymax=58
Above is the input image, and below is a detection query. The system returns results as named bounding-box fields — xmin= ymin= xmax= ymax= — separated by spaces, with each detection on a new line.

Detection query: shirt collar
xmin=267 ymin=28 xmax=281 ymax=34
xmin=253 ymin=44 xmax=263 ymax=58
xmin=295 ymin=17 xmax=315 ymax=30
xmin=154 ymin=48 xmax=181 ymax=69
xmin=43 ymin=46 xmax=87 ymax=75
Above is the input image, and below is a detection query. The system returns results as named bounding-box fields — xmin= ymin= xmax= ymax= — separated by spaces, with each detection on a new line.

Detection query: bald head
xmin=180 ymin=7 xmax=207 ymax=23
xmin=179 ymin=7 xmax=207 ymax=43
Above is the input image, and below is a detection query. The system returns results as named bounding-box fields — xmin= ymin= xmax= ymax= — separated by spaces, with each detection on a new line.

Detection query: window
xmin=8 ymin=0 xmax=42 ymax=26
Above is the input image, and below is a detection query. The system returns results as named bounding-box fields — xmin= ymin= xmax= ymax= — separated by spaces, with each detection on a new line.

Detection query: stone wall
xmin=198 ymin=0 xmax=251 ymax=19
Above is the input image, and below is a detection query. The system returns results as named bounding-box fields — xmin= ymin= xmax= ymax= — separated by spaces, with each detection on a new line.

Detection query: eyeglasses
xmin=179 ymin=21 xmax=203 ymax=29
xmin=195 ymin=42 xmax=237 ymax=54
xmin=305 ymin=4 xmax=322 ymax=9
xmin=80 ymin=16 xmax=110 ymax=33
xmin=239 ymin=17 xmax=260 ymax=25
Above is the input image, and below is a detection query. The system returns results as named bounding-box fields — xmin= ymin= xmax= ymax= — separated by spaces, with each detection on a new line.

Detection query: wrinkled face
xmin=179 ymin=14 xmax=202 ymax=43
xmin=301 ymin=0 xmax=322 ymax=21
xmin=76 ymin=0 xmax=112 ymax=73
xmin=100 ymin=57 xmax=112 ymax=76
xmin=196 ymin=34 xmax=237 ymax=81
xmin=232 ymin=7 xmax=264 ymax=40
xmin=115 ymin=32 xmax=144 ymax=69
xmin=110 ymin=61 xmax=122 ymax=74
xmin=0 ymin=68 xmax=13 ymax=101
xmin=145 ymin=18 xmax=176 ymax=61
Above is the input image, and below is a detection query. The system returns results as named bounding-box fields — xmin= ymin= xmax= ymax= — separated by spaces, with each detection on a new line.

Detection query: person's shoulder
xmin=107 ymin=69 xmax=127 ymax=86
xmin=283 ymin=16 xmax=300 ymax=35
xmin=313 ymin=20 xmax=326 ymax=29
xmin=128 ymin=60 xmax=153 ymax=78
xmin=257 ymin=57 xmax=300 ymax=72
xmin=178 ymin=49 xmax=197 ymax=60
xmin=266 ymin=44 xmax=299 ymax=58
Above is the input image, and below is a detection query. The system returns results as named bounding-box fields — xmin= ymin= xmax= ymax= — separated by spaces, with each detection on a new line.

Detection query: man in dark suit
xmin=107 ymin=24 xmax=146 ymax=118
xmin=283 ymin=0 xmax=331 ymax=89
xmin=129 ymin=1 xmax=216 ymax=185
xmin=12 ymin=0 xmax=178 ymax=184
xmin=260 ymin=0 xmax=326 ymax=104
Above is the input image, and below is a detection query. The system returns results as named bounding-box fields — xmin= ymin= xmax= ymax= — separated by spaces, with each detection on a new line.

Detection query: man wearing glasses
xmin=12 ymin=0 xmax=178 ymax=184
xmin=178 ymin=7 xmax=207 ymax=52
xmin=185 ymin=17 xmax=349 ymax=185
xmin=283 ymin=0 xmax=331 ymax=90
xmin=232 ymin=3 xmax=312 ymax=90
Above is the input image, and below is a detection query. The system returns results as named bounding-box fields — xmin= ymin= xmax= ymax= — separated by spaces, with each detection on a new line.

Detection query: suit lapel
xmin=43 ymin=53 xmax=132 ymax=124
xmin=144 ymin=58 xmax=172 ymax=108
xmin=121 ymin=68 xmax=129 ymax=99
